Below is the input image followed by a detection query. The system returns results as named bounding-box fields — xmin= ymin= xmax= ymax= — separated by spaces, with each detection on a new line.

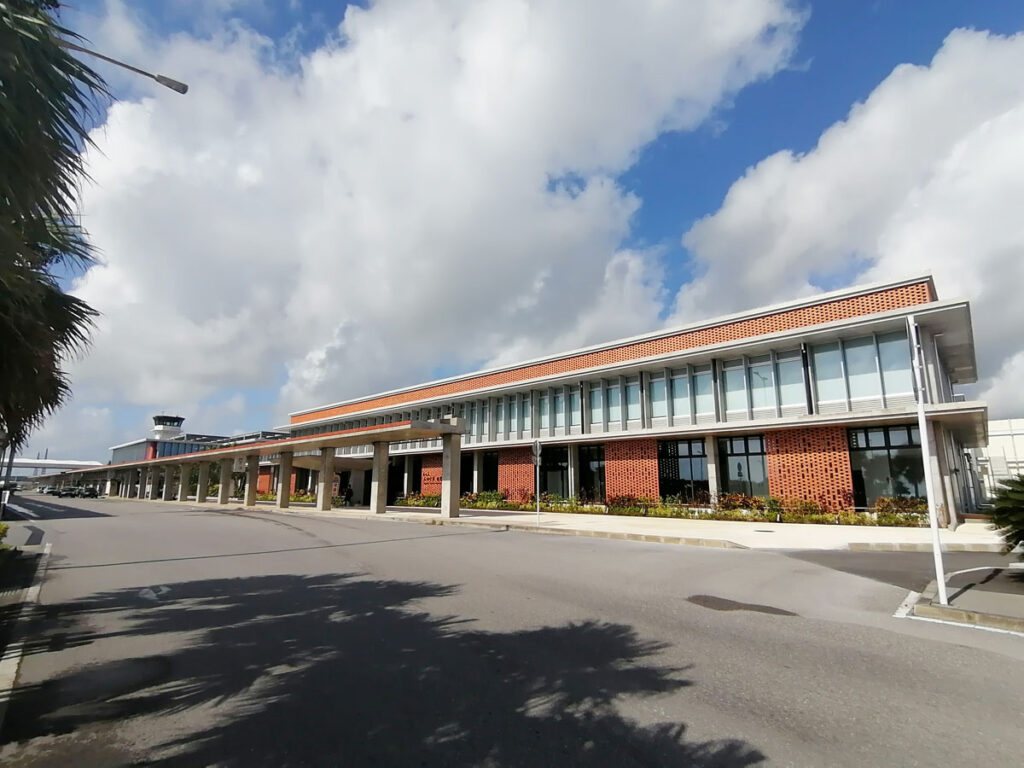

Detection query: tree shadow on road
xmin=2 ymin=572 xmax=765 ymax=767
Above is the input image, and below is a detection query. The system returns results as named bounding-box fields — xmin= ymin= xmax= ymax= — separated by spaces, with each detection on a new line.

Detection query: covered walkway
xmin=41 ymin=418 xmax=467 ymax=517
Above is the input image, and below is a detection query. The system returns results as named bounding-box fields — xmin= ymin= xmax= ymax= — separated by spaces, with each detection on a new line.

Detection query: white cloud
xmin=674 ymin=29 xmax=1024 ymax=417
xmin=24 ymin=0 xmax=803 ymax=459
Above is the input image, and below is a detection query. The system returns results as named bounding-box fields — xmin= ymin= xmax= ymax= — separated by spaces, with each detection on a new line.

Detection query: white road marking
xmin=4 ymin=503 xmax=37 ymax=519
xmin=892 ymin=590 xmax=922 ymax=618
xmin=905 ymin=614 xmax=1024 ymax=638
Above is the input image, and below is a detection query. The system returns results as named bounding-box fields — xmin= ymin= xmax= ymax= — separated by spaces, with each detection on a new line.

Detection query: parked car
xmin=46 ymin=486 xmax=62 ymax=496
xmin=56 ymin=487 xmax=79 ymax=497
xmin=78 ymin=487 xmax=99 ymax=498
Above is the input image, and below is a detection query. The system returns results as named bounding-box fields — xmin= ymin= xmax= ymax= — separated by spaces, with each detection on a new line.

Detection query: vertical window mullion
xmin=743 ymin=356 xmax=753 ymax=420
xmin=688 ymin=364 xmax=697 ymax=424
xmin=771 ymin=350 xmax=782 ymax=417
xmin=664 ymin=367 xmax=674 ymax=425
xmin=839 ymin=338 xmax=852 ymax=412
xmin=873 ymin=333 xmax=888 ymax=408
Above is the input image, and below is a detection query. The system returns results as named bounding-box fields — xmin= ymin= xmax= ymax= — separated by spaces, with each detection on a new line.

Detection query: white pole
xmin=909 ymin=315 xmax=948 ymax=605
xmin=534 ymin=440 xmax=541 ymax=525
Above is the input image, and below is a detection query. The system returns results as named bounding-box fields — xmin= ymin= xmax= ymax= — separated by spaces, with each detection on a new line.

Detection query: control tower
xmin=151 ymin=415 xmax=185 ymax=441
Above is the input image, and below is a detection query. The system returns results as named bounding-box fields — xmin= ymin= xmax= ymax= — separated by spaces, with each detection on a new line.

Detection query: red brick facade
xmin=604 ymin=439 xmax=660 ymax=501
xmin=256 ymin=466 xmax=273 ymax=494
xmin=420 ymin=454 xmax=443 ymax=495
xmin=499 ymin=447 xmax=534 ymax=501
xmin=766 ymin=427 xmax=854 ymax=510
xmin=292 ymin=282 xmax=933 ymax=424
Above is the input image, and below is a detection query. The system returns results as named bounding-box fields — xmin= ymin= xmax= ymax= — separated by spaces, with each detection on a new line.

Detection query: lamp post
xmin=59 ymin=39 xmax=188 ymax=94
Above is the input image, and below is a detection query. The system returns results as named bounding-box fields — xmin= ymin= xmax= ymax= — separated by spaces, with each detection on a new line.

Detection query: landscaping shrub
xmin=989 ymin=475 xmax=1024 ymax=557
xmin=0 ymin=522 xmax=7 ymax=545
xmin=873 ymin=496 xmax=928 ymax=527
xmin=290 ymin=492 xmax=316 ymax=503
xmin=398 ymin=493 xmax=441 ymax=508
xmin=255 ymin=492 xmax=276 ymax=501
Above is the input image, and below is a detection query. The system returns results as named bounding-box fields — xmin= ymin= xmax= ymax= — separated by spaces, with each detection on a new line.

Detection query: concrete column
xmin=218 ymin=460 xmax=232 ymax=505
xmin=472 ymin=452 xmax=481 ymax=493
xmin=243 ymin=455 xmax=259 ymax=507
xmin=316 ymin=448 xmax=336 ymax=511
xmin=568 ymin=443 xmax=580 ymax=499
xmin=370 ymin=442 xmax=389 ymax=515
xmin=705 ymin=436 xmax=720 ymax=505
xmin=161 ymin=466 xmax=174 ymax=501
xmin=403 ymin=456 xmax=411 ymax=495
xmin=105 ymin=471 xmax=114 ymax=497
xmin=277 ymin=451 xmax=293 ymax=509
xmin=177 ymin=465 xmax=190 ymax=502
xmin=441 ymin=432 xmax=462 ymax=518
xmin=150 ymin=466 xmax=163 ymax=500
xmin=196 ymin=462 xmax=210 ymax=504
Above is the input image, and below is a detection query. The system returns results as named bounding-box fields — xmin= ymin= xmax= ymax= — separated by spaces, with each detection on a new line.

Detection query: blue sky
xmin=25 ymin=1 xmax=1024 ymax=459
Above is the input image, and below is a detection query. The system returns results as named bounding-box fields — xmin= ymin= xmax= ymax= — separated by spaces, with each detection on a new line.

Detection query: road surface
xmin=1 ymin=496 xmax=1021 ymax=767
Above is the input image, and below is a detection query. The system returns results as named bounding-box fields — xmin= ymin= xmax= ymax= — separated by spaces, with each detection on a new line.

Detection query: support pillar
xmin=705 ymin=436 xmax=720 ymax=505
xmin=441 ymin=432 xmax=462 ymax=518
xmin=370 ymin=442 xmax=389 ymax=515
xmin=161 ymin=466 xmax=174 ymax=501
xmin=277 ymin=451 xmax=293 ymax=509
xmin=244 ymin=455 xmax=259 ymax=507
xmin=105 ymin=471 xmax=114 ymax=497
xmin=177 ymin=465 xmax=190 ymax=502
xmin=218 ymin=460 xmax=232 ymax=505
xmin=317 ymin=448 xmax=336 ymax=511
xmin=196 ymin=462 xmax=210 ymax=504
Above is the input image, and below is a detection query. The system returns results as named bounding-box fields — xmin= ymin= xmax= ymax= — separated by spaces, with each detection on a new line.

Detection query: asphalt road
xmin=1 ymin=496 xmax=1021 ymax=767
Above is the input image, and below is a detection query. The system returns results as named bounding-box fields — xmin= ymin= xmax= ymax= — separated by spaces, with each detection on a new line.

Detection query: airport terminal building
xmin=280 ymin=276 xmax=986 ymax=524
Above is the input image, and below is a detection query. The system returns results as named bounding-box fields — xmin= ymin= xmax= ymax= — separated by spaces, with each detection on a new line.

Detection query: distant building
xmin=109 ymin=415 xmax=285 ymax=467
xmin=972 ymin=418 xmax=1024 ymax=499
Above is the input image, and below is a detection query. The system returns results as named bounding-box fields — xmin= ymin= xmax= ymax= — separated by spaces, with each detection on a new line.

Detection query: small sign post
xmin=532 ymin=440 xmax=542 ymax=525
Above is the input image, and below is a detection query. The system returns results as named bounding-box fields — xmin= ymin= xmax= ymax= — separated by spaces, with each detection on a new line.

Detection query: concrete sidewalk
xmin=290 ymin=504 xmax=1005 ymax=552
xmin=913 ymin=565 xmax=1024 ymax=632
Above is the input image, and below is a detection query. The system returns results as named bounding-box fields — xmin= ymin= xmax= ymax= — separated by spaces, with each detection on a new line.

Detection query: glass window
xmin=776 ymin=355 xmax=804 ymax=407
xmin=878 ymin=331 xmax=913 ymax=395
xmin=845 ymin=337 xmax=881 ymax=399
xmin=589 ymin=386 xmax=603 ymax=425
xmin=848 ymin=425 xmax=924 ymax=507
xmin=481 ymin=451 xmax=499 ymax=492
xmin=539 ymin=446 xmax=569 ymax=498
xmin=658 ymin=439 xmax=709 ymax=503
xmin=693 ymin=369 xmax=714 ymax=415
xmin=509 ymin=398 xmax=519 ymax=433
xmin=812 ymin=342 xmax=845 ymax=402
xmin=625 ymin=380 xmax=641 ymax=420
xmin=522 ymin=395 xmax=532 ymax=432
xmin=495 ymin=400 xmax=504 ymax=436
xmin=671 ymin=375 xmax=689 ymax=418
xmin=481 ymin=402 xmax=489 ymax=438
xmin=578 ymin=445 xmax=605 ymax=503
xmin=569 ymin=389 xmax=581 ymax=426
xmin=748 ymin=360 xmax=774 ymax=410
xmin=607 ymin=385 xmax=622 ymax=423
xmin=539 ymin=395 xmax=550 ymax=429
xmin=650 ymin=378 xmax=667 ymax=418
xmin=723 ymin=363 xmax=746 ymax=413
xmin=718 ymin=435 xmax=768 ymax=497
xmin=553 ymin=393 xmax=565 ymax=428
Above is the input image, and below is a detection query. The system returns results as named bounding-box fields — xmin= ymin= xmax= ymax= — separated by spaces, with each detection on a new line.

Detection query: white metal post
xmin=909 ymin=315 xmax=948 ymax=605
xmin=533 ymin=440 xmax=541 ymax=525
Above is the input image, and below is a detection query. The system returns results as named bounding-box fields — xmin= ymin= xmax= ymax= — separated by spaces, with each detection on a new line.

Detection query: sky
xmin=22 ymin=0 xmax=1024 ymax=461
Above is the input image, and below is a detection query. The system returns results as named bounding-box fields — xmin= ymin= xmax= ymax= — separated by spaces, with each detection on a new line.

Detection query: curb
xmin=282 ymin=509 xmax=749 ymax=549
xmin=849 ymin=542 xmax=1005 ymax=553
xmin=912 ymin=601 xmax=1024 ymax=633
xmin=911 ymin=570 xmax=1024 ymax=633
xmin=0 ymin=542 xmax=53 ymax=735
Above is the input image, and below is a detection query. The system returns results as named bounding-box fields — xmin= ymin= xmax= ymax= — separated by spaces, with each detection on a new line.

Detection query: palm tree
xmin=0 ymin=0 xmax=107 ymax=469
xmin=990 ymin=475 xmax=1024 ymax=560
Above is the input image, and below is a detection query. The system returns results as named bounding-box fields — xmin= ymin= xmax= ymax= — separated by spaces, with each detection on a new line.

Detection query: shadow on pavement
xmin=1 ymin=572 xmax=765 ymax=767
xmin=3 ymin=498 xmax=111 ymax=520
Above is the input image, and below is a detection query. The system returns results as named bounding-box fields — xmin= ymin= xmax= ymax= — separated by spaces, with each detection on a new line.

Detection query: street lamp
xmin=59 ymin=39 xmax=188 ymax=94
